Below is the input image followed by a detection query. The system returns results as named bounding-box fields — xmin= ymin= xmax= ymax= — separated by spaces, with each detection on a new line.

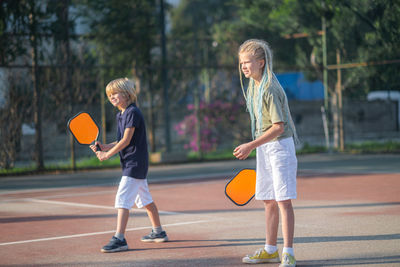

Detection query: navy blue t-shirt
xmin=116 ymin=103 xmax=148 ymax=179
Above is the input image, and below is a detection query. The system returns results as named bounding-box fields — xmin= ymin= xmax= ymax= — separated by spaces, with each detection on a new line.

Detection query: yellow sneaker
xmin=242 ymin=248 xmax=280 ymax=264
xmin=279 ymin=252 xmax=296 ymax=267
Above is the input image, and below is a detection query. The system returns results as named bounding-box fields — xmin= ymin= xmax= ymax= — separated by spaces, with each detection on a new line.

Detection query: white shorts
xmin=115 ymin=176 xmax=153 ymax=209
xmin=255 ymin=137 xmax=297 ymax=201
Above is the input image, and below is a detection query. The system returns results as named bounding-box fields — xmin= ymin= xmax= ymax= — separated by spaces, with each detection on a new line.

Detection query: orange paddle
xmin=67 ymin=112 xmax=101 ymax=151
xmin=225 ymin=169 xmax=256 ymax=206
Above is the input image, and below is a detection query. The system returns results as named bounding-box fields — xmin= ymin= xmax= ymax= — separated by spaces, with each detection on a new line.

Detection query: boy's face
xmin=107 ymin=91 xmax=129 ymax=109
xmin=239 ymin=52 xmax=264 ymax=82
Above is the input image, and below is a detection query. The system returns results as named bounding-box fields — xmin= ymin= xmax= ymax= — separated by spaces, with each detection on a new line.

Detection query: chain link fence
xmin=1 ymin=37 xmax=399 ymax=169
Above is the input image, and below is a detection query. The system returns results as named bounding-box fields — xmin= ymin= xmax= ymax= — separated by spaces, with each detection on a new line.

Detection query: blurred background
xmin=0 ymin=0 xmax=399 ymax=172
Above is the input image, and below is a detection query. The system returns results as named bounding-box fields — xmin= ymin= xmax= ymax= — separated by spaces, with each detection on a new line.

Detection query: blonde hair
xmin=237 ymin=39 xmax=299 ymax=143
xmin=238 ymin=39 xmax=273 ymax=138
xmin=105 ymin=78 xmax=137 ymax=107
xmin=238 ymin=39 xmax=273 ymax=100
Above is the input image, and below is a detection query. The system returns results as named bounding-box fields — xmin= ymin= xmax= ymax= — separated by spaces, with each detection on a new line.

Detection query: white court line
xmin=27 ymin=198 xmax=181 ymax=215
xmin=32 ymin=190 xmax=117 ymax=200
xmin=0 ymin=183 xmax=117 ymax=196
xmin=0 ymin=220 xmax=209 ymax=246
xmin=27 ymin=198 xmax=118 ymax=210
xmin=0 ymin=190 xmax=116 ymax=204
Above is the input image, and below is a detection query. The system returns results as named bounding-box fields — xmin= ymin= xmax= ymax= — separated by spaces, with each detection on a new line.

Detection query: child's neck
xmin=253 ymin=73 xmax=262 ymax=86
xmin=253 ymin=78 xmax=262 ymax=87
xmin=119 ymin=102 xmax=132 ymax=114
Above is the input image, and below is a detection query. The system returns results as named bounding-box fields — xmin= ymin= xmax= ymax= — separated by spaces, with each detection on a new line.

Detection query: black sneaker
xmin=101 ymin=236 xmax=129 ymax=253
xmin=141 ymin=230 xmax=168 ymax=243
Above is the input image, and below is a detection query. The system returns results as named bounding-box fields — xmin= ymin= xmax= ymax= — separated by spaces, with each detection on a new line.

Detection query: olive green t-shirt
xmin=253 ymin=79 xmax=294 ymax=141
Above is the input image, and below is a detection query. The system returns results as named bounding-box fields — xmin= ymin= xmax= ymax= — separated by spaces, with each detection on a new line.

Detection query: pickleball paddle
xmin=225 ymin=168 xmax=256 ymax=206
xmin=67 ymin=112 xmax=101 ymax=151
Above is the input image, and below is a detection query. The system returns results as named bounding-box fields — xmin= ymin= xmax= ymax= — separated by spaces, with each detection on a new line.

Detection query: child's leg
xmin=242 ymin=199 xmax=280 ymax=263
xmin=277 ymin=199 xmax=296 ymax=266
xmin=113 ymin=176 xmax=140 ymax=239
xmin=277 ymin=199 xmax=295 ymax=248
xmin=116 ymin=208 xmax=130 ymax=236
xmin=263 ymin=200 xmax=279 ymax=246
xmin=101 ymin=207 xmax=130 ymax=252
xmin=141 ymin=201 xmax=168 ymax=242
xmin=136 ymin=181 xmax=168 ymax=242
xmin=255 ymin=145 xmax=280 ymax=255
xmin=134 ymin=179 xmax=162 ymax=228
xmin=144 ymin=202 xmax=161 ymax=228
xmin=269 ymin=138 xmax=296 ymax=250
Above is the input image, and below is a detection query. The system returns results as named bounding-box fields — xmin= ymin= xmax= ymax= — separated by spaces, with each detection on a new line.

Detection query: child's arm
xmin=90 ymin=142 xmax=117 ymax=152
xmin=94 ymin=127 xmax=135 ymax=161
xmin=233 ymin=122 xmax=284 ymax=160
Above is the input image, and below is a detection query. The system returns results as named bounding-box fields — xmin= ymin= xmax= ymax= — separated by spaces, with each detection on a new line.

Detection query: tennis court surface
xmin=1 ymin=154 xmax=399 ymax=266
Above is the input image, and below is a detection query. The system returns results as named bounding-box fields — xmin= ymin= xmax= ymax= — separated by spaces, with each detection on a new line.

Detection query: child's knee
xmin=277 ymin=199 xmax=293 ymax=210
xmin=263 ymin=200 xmax=278 ymax=208
xmin=145 ymin=201 xmax=156 ymax=209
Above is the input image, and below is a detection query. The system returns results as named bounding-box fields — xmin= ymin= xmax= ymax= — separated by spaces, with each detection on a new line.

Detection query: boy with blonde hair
xmin=91 ymin=78 xmax=167 ymax=253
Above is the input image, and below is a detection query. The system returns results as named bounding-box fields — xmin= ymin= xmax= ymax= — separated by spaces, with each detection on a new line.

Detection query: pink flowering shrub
xmin=174 ymin=100 xmax=243 ymax=152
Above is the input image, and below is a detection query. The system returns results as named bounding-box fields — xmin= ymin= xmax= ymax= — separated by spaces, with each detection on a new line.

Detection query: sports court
xmin=0 ymin=154 xmax=400 ymax=266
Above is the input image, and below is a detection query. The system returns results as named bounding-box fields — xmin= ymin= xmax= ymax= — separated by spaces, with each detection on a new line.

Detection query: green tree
xmin=211 ymin=0 xmax=400 ymax=97
xmin=76 ymin=0 xmax=157 ymax=86
xmin=0 ymin=0 xmax=87 ymax=169
xmin=169 ymin=0 xmax=236 ymax=74
xmin=0 ymin=0 xmax=53 ymax=170
xmin=76 ymin=0 xmax=159 ymax=149
xmin=171 ymin=0 xmax=400 ymax=152
xmin=168 ymin=0 xmax=241 ymax=154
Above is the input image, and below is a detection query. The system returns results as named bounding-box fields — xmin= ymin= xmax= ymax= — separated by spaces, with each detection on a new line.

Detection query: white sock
xmin=114 ymin=232 xmax=125 ymax=241
xmin=282 ymin=247 xmax=294 ymax=257
xmin=264 ymin=244 xmax=278 ymax=254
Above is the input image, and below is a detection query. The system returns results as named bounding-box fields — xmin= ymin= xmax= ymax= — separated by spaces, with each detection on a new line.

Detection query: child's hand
xmin=233 ymin=143 xmax=253 ymax=160
xmin=95 ymin=151 xmax=109 ymax=161
xmin=90 ymin=141 xmax=102 ymax=152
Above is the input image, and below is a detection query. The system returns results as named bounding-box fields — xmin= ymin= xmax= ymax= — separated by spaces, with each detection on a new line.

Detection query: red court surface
xmin=1 ymin=172 xmax=400 ymax=266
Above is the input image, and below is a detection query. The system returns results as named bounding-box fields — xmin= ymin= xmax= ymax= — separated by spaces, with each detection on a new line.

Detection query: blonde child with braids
xmin=233 ymin=39 xmax=298 ymax=267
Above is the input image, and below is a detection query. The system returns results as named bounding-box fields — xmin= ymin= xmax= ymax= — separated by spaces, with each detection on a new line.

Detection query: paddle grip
xmin=95 ymin=142 xmax=101 ymax=151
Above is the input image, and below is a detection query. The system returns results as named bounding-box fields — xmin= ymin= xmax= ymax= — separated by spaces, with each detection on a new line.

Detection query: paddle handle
xmin=95 ymin=141 xmax=101 ymax=151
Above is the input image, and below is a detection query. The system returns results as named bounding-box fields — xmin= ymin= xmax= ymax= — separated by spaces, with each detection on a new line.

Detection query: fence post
xmin=321 ymin=9 xmax=330 ymax=151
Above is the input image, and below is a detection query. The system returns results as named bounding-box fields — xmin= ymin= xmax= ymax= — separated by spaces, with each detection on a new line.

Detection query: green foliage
xmin=297 ymin=143 xmax=327 ymax=154
xmin=0 ymin=155 xmax=120 ymax=176
xmin=2 ymin=0 xmax=400 ymax=171
xmin=76 ymin=0 xmax=158 ymax=78
xmin=0 ymin=0 xmax=30 ymax=64
xmin=169 ymin=0 xmax=237 ymax=66
xmin=206 ymin=0 xmax=400 ymax=97
xmin=187 ymin=149 xmax=256 ymax=161
xmin=75 ymin=155 xmax=120 ymax=168
xmin=345 ymin=141 xmax=400 ymax=154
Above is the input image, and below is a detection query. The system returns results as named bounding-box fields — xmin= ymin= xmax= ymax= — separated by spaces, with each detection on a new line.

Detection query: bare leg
xmin=264 ymin=200 xmax=279 ymax=246
xmin=101 ymin=208 xmax=129 ymax=252
xmin=277 ymin=199 xmax=295 ymax=248
xmin=145 ymin=202 xmax=161 ymax=228
xmin=116 ymin=208 xmax=130 ymax=235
